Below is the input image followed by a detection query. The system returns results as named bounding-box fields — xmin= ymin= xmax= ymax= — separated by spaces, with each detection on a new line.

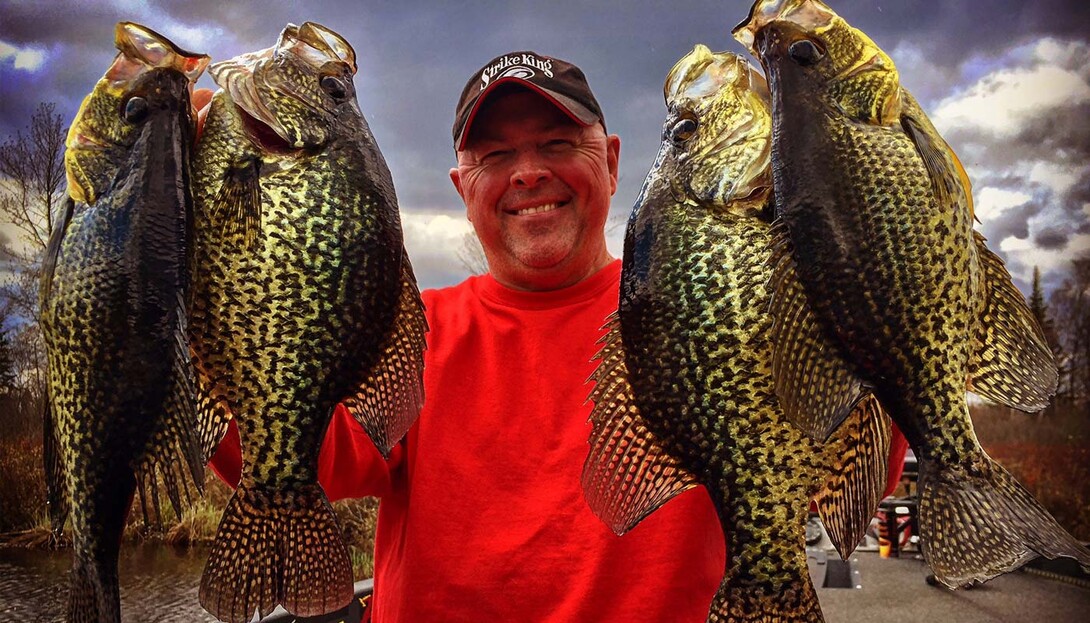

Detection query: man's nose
xmin=510 ymin=152 xmax=552 ymax=188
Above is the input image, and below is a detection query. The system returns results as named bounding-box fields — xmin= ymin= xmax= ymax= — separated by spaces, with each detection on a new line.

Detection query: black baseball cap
xmin=452 ymin=51 xmax=605 ymax=150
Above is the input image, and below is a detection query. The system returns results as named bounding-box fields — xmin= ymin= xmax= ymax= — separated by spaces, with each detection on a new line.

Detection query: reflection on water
xmin=0 ymin=545 xmax=218 ymax=622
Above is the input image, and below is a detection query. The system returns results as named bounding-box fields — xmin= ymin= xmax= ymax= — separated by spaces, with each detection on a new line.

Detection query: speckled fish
xmin=189 ymin=22 xmax=426 ymax=622
xmin=583 ymin=46 xmax=891 ymax=622
xmin=733 ymin=0 xmax=1090 ymax=587
xmin=40 ymin=22 xmax=208 ymax=623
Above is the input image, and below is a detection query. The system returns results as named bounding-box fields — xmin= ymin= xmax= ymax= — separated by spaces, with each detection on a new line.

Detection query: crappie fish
xmin=583 ymin=46 xmax=891 ymax=622
xmin=190 ymin=22 xmax=426 ymax=622
xmin=734 ymin=0 xmax=1090 ymax=587
xmin=40 ymin=22 xmax=208 ymax=623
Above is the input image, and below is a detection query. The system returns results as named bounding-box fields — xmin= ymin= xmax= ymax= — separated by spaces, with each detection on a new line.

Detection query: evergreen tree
xmin=0 ymin=329 xmax=16 ymax=393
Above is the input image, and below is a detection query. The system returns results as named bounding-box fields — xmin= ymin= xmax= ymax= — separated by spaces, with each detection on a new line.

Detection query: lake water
xmin=0 ymin=545 xmax=218 ymax=622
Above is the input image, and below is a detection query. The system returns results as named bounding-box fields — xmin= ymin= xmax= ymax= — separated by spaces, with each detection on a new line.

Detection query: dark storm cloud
xmin=1035 ymin=227 xmax=1071 ymax=250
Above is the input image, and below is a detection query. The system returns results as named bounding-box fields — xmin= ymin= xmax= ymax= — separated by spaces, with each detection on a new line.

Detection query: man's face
xmin=450 ymin=89 xmax=620 ymax=291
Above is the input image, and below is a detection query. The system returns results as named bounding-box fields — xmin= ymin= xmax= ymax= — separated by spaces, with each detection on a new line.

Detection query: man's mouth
xmin=509 ymin=201 xmax=564 ymax=216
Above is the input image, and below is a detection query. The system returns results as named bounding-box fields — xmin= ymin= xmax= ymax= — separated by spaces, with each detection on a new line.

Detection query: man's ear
xmin=450 ymin=166 xmax=472 ymax=222
xmin=607 ymin=134 xmax=620 ymax=196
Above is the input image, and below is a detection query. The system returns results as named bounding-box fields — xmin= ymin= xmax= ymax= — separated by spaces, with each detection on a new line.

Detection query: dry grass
xmin=972 ymin=400 xmax=1090 ymax=541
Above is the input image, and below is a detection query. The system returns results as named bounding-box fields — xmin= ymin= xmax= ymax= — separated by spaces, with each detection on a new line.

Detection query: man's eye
xmin=480 ymin=150 xmax=509 ymax=162
xmin=544 ymin=139 xmax=573 ymax=150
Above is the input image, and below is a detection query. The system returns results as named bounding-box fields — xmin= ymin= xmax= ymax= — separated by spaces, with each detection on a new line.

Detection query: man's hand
xmin=193 ymin=87 xmax=213 ymax=139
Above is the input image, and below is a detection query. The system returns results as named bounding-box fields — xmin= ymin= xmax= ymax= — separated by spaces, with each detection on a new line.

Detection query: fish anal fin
xmin=816 ymin=395 xmax=892 ymax=560
xmin=342 ymin=253 xmax=427 ymax=458
xmin=768 ymin=223 xmax=869 ymax=442
xmin=199 ymin=482 xmax=353 ymax=622
xmin=213 ymin=158 xmax=262 ymax=251
xmin=582 ymin=312 xmax=698 ymax=535
xmin=967 ymin=231 xmax=1058 ymax=411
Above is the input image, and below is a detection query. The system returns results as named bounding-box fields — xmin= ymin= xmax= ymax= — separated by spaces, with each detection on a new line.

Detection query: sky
xmin=1 ymin=0 xmax=1089 ymax=294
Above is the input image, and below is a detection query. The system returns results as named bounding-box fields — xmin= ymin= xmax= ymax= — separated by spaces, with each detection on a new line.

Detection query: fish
xmin=189 ymin=22 xmax=427 ymax=622
xmin=733 ymin=0 xmax=1090 ymax=587
xmin=40 ymin=22 xmax=209 ymax=623
xmin=582 ymin=45 xmax=891 ymax=622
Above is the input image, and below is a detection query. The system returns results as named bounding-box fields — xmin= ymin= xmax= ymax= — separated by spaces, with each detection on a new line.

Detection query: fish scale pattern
xmin=586 ymin=46 xmax=891 ymax=622
xmin=189 ymin=23 xmax=426 ymax=623
xmin=741 ymin=0 xmax=1088 ymax=589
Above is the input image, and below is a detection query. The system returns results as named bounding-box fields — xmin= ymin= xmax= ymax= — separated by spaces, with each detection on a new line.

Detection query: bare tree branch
xmin=456 ymin=230 xmax=489 ymax=276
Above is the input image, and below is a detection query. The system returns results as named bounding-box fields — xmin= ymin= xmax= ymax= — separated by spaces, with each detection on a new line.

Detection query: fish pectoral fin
xmin=213 ymin=158 xmax=263 ymax=251
xmin=39 ymin=198 xmax=75 ymax=308
xmin=341 ymin=253 xmax=427 ymax=458
xmin=581 ymin=312 xmax=698 ymax=536
xmin=42 ymin=394 xmax=69 ymax=535
xmin=966 ymin=231 xmax=1058 ymax=411
xmin=815 ymin=394 xmax=892 ymax=560
xmin=900 ymin=92 xmax=976 ymax=221
xmin=133 ymin=301 xmax=205 ymax=525
xmin=768 ymin=222 xmax=871 ymax=441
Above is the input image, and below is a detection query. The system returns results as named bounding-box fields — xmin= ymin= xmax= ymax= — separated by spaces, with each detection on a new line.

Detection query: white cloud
xmin=932 ymin=64 xmax=1090 ymax=138
xmin=0 ymin=40 xmax=47 ymax=71
xmin=400 ymin=210 xmax=476 ymax=289
xmin=998 ymin=233 xmax=1090 ymax=284
xmin=975 ymin=186 xmax=1032 ymax=221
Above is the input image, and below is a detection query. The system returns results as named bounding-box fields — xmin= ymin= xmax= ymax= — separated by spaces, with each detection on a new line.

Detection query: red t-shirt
xmin=208 ymin=259 xmax=907 ymax=622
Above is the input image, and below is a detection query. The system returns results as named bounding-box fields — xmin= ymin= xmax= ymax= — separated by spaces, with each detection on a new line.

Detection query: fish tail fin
xmin=918 ymin=452 xmax=1090 ymax=588
xmin=67 ymin=556 xmax=120 ymax=623
xmin=710 ymin=573 xmax=823 ymax=622
xmin=199 ymin=481 xmax=353 ymax=623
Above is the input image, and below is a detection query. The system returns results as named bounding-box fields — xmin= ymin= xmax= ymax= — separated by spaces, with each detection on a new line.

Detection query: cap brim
xmin=455 ymin=77 xmax=600 ymax=150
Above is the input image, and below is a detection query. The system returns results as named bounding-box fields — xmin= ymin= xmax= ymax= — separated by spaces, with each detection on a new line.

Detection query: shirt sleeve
xmin=883 ymin=421 xmax=910 ymax=498
xmin=206 ymin=403 xmax=402 ymax=501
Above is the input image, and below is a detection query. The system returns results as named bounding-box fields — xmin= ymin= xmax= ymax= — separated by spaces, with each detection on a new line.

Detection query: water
xmin=0 ymin=544 xmax=218 ymax=622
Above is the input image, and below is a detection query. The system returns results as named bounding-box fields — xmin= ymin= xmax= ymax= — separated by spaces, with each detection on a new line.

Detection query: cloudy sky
xmin=1 ymin=0 xmax=1088 ymax=293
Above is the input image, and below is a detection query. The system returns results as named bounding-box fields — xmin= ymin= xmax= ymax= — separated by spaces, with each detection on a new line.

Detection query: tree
xmin=0 ymin=328 xmax=16 ymax=394
xmin=456 ymin=230 xmax=489 ymax=276
xmin=1050 ymin=257 xmax=1090 ymax=404
xmin=1028 ymin=265 xmax=1062 ymax=358
xmin=1 ymin=102 xmax=67 ymax=322
xmin=0 ymin=102 xmax=66 ymax=412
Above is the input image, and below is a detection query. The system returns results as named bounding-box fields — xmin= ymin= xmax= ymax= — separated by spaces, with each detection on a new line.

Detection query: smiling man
xmin=317 ymin=51 xmax=726 ymax=621
xmin=210 ymin=50 xmax=725 ymax=621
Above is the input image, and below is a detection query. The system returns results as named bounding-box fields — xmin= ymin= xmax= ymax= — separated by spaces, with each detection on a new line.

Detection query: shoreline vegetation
xmin=1 ymin=400 xmax=1086 ymax=579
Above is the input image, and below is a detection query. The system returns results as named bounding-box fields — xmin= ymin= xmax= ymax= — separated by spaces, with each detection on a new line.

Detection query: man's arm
xmin=206 ymin=403 xmax=402 ymax=501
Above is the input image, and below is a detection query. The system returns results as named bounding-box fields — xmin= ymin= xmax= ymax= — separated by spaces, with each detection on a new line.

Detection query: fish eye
xmin=668 ymin=116 xmax=699 ymax=145
xmin=788 ymin=39 xmax=825 ymax=66
xmin=320 ymin=75 xmax=348 ymax=101
xmin=123 ymin=96 xmax=148 ymax=124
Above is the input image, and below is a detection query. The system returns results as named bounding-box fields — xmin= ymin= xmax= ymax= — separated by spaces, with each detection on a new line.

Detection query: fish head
xmin=210 ymin=22 xmax=360 ymax=151
xmin=733 ymin=0 xmax=902 ymax=126
xmin=639 ymin=45 xmax=771 ymax=215
xmin=65 ymin=22 xmax=210 ymax=204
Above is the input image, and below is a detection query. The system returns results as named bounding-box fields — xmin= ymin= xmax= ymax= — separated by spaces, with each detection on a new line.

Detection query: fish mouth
xmin=236 ymin=104 xmax=297 ymax=153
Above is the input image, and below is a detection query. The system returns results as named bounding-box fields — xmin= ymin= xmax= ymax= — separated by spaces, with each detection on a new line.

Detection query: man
xmin=209 ymin=51 xmax=906 ymax=621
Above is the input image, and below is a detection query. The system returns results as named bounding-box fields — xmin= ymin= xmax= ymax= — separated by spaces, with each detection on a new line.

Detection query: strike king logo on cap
xmin=453 ymin=50 xmax=605 ymax=150
xmin=479 ymin=53 xmax=555 ymax=89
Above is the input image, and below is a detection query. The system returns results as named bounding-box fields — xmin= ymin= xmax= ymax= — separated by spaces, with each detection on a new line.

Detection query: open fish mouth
xmin=236 ymin=103 xmax=297 ymax=153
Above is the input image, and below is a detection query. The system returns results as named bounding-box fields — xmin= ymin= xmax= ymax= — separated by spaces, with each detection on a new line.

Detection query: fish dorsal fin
xmin=114 ymin=22 xmax=210 ymax=82
xmin=341 ymin=253 xmax=427 ymax=458
xmin=967 ymin=231 xmax=1058 ymax=411
xmin=582 ymin=312 xmax=698 ymax=535
xmin=768 ymin=221 xmax=872 ymax=441
xmin=815 ymin=394 xmax=892 ymax=559
xmin=298 ymin=22 xmax=357 ymax=74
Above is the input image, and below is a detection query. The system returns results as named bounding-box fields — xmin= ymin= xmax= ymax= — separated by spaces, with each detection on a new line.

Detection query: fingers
xmin=193 ymin=88 xmax=214 ymax=140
